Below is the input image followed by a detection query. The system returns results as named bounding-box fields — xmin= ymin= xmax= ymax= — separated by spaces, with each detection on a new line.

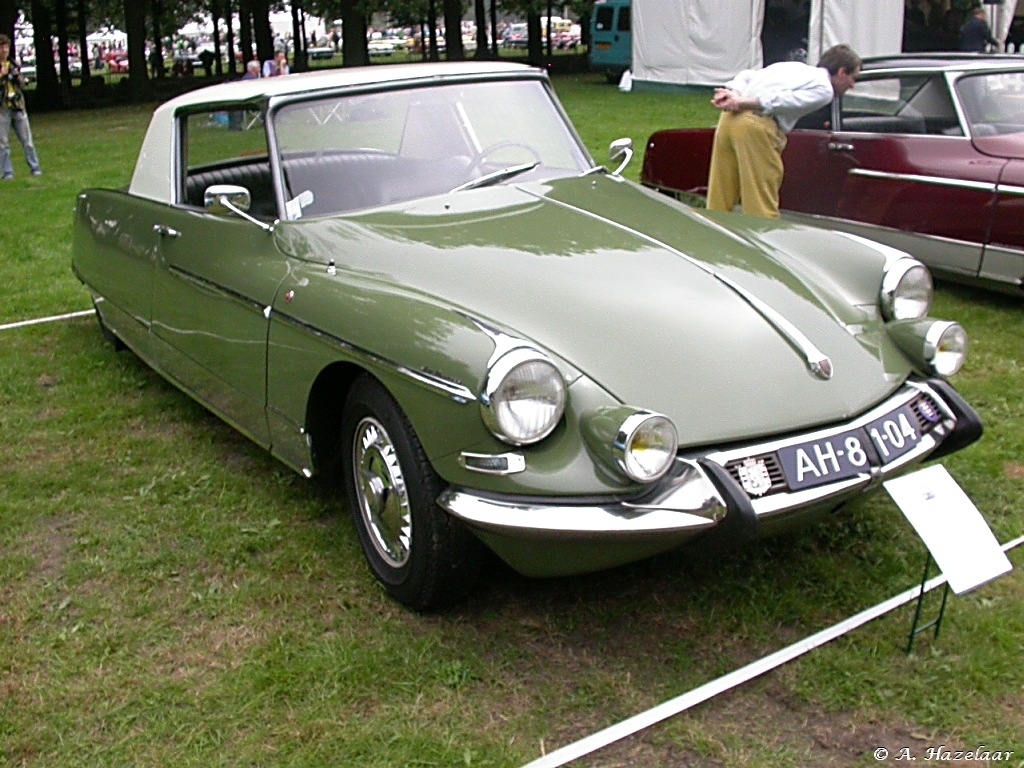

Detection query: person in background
xmin=960 ymin=5 xmax=998 ymax=53
xmin=705 ymin=43 xmax=861 ymax=219
xmin=229 ymin=59 xmax=264 ymax=130
xmin=0 ymin=33 xmax=42 ymax=180
xmin=263 ymin=50 xmax=289 ymax=77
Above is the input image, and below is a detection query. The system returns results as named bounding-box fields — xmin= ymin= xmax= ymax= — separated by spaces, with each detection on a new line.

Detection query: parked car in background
xmin=642 ymin=54 xmax=1024 ymax=296
xmin=104 ymin=52 xmax=128 ymax=73
xmin=503 ymin=23 xmax=529 ymax=49
xmin=590 ymin=0 xmax=631 ymax=82
xmin=72 ymin=62 xmax=981 ymax=610
xmin=367 ymin=39 xmax=396 ymax=56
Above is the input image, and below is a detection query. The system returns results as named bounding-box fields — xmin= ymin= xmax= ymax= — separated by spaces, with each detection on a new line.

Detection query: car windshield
xmin=271 ymin=79 xmax=590 ymax=218
xmin=956 ymin=71 xmax=1024 ymax=136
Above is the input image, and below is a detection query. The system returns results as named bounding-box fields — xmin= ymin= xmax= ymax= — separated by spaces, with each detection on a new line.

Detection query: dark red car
xmin=642 ymin=54 xmax=1024 ymax=296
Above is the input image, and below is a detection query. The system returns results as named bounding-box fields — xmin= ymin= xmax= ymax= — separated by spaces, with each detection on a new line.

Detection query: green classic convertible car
xmin=73 ymin=62 xmax=982 ymax=609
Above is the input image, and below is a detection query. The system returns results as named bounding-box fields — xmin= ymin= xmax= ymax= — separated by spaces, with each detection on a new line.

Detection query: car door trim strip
xmin=848 ymin=168 xmax=1024 ymax=196
xmin=167 ymin=265 xmax=268 ymax=315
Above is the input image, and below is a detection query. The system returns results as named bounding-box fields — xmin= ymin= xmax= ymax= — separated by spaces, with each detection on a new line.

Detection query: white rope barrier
xmin=0 ymin=309 xmax=96 ymax=332
xmin=522 ymin=534 xmax=1024 ymax=768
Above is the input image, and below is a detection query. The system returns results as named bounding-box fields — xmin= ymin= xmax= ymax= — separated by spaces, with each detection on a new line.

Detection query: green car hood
xmin=275 ymin=175 xmax=913 ymax=446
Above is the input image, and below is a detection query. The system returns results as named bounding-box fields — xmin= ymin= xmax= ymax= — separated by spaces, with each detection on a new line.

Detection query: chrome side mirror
xmin=609 ymin=138 xmax=633 ymax=177
xmin=204 ymin=184 xmax=251 ymax=214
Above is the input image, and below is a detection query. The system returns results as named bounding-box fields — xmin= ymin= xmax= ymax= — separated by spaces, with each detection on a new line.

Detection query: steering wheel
xmin=464 ymin=141 xmax=543 ymax=176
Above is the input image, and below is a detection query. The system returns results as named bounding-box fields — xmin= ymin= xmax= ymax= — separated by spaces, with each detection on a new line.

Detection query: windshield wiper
xmin=449 ymin=161 xmax=540 ymax=193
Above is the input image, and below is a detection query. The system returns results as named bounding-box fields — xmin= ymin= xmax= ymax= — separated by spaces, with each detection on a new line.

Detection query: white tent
xmin=86 ymin=27 xmax=128 ymax=46
xmin=989 ymin=1 xmax=1021 ymax=50
xmin=631 ymin=0 xmax=1014 ymax=89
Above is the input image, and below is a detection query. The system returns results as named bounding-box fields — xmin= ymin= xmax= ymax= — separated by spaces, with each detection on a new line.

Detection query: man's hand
xmin=711 ymin=88 xmax=760 ymax=113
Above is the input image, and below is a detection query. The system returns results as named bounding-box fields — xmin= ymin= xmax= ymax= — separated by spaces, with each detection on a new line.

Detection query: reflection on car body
xmin=72 ymin=62 xmax=982 ymax=610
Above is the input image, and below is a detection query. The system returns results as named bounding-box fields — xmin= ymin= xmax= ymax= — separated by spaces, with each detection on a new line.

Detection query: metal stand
xmin=905 ymin=551 xmax=950 ymax=654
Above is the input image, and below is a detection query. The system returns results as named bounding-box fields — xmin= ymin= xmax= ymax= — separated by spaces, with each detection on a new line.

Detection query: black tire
xmin=94 ymin=302 xmax=125 ymax=351
xmin=340 ymin=375 xmax=484 ymax=610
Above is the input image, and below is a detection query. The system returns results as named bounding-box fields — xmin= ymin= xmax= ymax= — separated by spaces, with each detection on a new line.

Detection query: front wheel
xmin=340 ymin=375 xmax=483 ymax=610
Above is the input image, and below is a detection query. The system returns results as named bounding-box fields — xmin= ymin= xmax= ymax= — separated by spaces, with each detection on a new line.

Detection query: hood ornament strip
xmin=522 ymin=188 xmax=834 ymax=380
xmin=715 ymin=273 xmax=833 ymax=380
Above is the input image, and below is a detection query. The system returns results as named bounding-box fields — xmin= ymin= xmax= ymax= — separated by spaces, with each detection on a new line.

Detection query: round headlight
xmin=481 ymin=349 xmax=566 ymax=445
xmin=881 ymin=259 xmax=933 ymax=321
xmin=926 ymin=322 xmax=968 ymax=376
xmin=615 ymin=412 xmax=678 ymax=483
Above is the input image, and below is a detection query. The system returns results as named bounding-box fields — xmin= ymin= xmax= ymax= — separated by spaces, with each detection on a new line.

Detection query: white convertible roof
xmin=163 ymin=60 xmax=541 ymax=110
xmin=130 ymin=62 xmax=543 ymax=203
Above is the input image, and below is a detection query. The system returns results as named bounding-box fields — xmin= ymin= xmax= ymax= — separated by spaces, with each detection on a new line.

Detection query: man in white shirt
xmin=706 ymin=44 xmax=861 ymax=218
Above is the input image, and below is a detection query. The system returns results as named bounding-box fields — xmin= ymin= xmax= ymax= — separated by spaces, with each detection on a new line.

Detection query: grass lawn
xmin=1 ymin=71 xmax=1022 ymax=767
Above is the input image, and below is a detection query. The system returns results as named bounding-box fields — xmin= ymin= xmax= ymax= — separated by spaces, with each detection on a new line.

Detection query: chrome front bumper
xmin=439 ymin=458 xmax=728 ymax=540
xmin=437 ymin=379 xmax=982 ymax=577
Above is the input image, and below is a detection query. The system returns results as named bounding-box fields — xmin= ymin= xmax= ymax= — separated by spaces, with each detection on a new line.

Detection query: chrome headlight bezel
xmin=581 ymin=406 xmax=680 ymax=485
xmin=887 ymin=318 xmax=969 ymax=378
xmin=881 ymin=258 xmax=933 ymax=321
xmin=480 ymin=348 xmax=567 ymax=446
xmin=925 ymin=321 xmax=969 ymax=377
xmin=614 ymin=411 xmax=679 ymax=483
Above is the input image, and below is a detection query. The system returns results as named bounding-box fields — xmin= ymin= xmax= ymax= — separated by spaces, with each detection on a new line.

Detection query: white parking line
xmin=522 ymin=534 xmax=1024 ymax=768
xmin=0 ymin=309 xmax=96 ymax=332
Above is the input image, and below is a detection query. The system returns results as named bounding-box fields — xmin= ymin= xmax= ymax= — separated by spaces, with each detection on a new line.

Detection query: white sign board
xmin=884 ymin=465 xmax=1012 ymax=595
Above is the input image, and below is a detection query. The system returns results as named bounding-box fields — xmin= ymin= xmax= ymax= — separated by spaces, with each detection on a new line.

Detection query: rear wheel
xmin=93 ymin=301 xmax=125 ymax=351
xmin=340 ymin=375 xmax=483 ymax=610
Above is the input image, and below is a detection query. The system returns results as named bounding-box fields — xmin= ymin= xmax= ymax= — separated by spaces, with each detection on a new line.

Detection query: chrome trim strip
xmin=997 ymin=184 xmax=1024 ymax=198
xmin=398 ymin=366 xmax=476 ymax=402
xmin=714 ymin=273 xmax=833 ymax=379
xmin=458 ymin=452 xmax=527 ymax=475
xmin=848 ymin=168 xmax=999 ymax=194
xmin=272 ymin=310 xmax=475 ymax=403
xmin=166 ymin=265 xmax=267 ymax=315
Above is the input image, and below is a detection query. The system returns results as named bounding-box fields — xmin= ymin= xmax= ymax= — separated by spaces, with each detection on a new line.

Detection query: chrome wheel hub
xmin=353 ymin=417 xmax=412 ymax=568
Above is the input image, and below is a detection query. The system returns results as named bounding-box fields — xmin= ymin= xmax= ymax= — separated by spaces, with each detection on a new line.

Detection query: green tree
xmin=0 ymin=0 xmax=16 ymax=42
xmin=306 ymin=0 xmax=369 ymax=66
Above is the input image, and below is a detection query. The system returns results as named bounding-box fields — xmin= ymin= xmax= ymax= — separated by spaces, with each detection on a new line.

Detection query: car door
xmin=985 ymin=157 xmax=1024 ymax=288
xmin=784 ymin=73 xmax=993 ymax=278
xmin=956 ymin=70 xmax=1024 ymax=289
xmin=72 ymin=189 xmax=161 ymax=355
xmin=148 ymin=109 xmax=289 ymax=447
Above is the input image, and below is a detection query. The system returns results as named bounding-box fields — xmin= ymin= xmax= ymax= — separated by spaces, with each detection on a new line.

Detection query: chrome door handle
xmin=153 ymin=224 xmax=181 ymax=238
xmin=828 ymin=142 xmax=855 ymax=152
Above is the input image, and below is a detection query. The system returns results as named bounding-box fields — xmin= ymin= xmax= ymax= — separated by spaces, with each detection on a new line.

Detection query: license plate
xmin=596 ymin=42 xmax=611 ymax=50
xmin=778 ymin=404 xmax=924 ymax=492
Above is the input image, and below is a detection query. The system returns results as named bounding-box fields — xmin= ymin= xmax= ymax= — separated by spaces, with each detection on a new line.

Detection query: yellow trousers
xmin=706 ymin=111 xmax=787 ymax=219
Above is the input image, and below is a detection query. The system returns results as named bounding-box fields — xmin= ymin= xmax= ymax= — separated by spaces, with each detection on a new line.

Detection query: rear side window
xmin=618 ymin=6 xmax=631 ymax=32
xmin=840 ymin=75 xmax=960 ymax=136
